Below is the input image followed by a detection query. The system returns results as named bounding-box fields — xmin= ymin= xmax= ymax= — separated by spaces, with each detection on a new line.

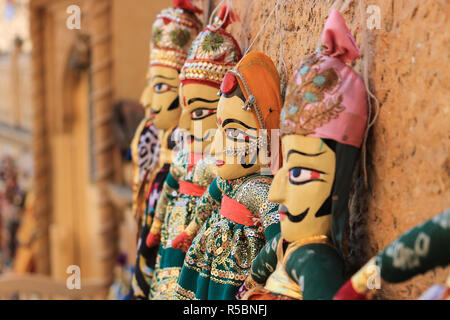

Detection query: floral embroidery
xmin=176 ymin=175 xmax=279 ymax=299
xmin=202 ymin=32 xmax=224 ymax=52
xmin=170 ymin=28 xmax=191 ymax=48
xmin=152 ymin=26 xmax=163 ymax=47
xmin=282 ymin=53 xmax=345 ymax=135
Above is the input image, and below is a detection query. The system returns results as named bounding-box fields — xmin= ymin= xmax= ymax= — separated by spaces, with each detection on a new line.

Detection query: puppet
xmin=131 ymin=0 xmax=202 ymax=299
xmin=145 ymin=6 xmax=242 ymax=300
xmin=238 ymin=9 xmax=369 ymax=300
xmin=334 ymin=208 xmax=450 ymax=300
xmin=172 ymin=51 xmax=282 ymax=300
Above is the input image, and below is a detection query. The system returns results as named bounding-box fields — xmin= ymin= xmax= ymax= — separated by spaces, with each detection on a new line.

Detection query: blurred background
xmin=0 ymin=0 xmax=448 ymax=300
xmin=0 ymin=0 xmax=177 ymax=299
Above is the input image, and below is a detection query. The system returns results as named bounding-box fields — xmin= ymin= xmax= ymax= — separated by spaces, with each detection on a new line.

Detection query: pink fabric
xmin=305 ymin=56 xmax=368 ymax=148
xmin=282 ymin=9 xmax=368 ymax=148
xmin=321 ymin=9 xmax=361 ymax=63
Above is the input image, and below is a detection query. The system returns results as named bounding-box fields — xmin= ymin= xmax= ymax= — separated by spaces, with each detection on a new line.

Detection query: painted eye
xmin=225 ymin=128 xmax=250 ymax=142
xmin=190 ymin=108 xmax=216 ymax=120
xmin=153 ymin=83 xmax=172 ymax=93
xmin=288 ymin=167 xmax=322 ymax=185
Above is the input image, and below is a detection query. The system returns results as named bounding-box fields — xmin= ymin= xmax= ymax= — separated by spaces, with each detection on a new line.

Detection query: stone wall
xmin=210 ymin=0 xmax=449 ymax=299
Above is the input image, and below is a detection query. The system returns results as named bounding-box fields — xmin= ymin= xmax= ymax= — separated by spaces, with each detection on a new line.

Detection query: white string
xmin=209 ymin=0 xmax=233 ymax=30
xmin=239 ymin=0 xmax=255 ymax=51
xmin=243 ymin=0 xmax=282 ymax=56
xmin=340 ymin=0 xmax=352 ymax=12
xmin=275 ymin=0 xmax=288 ymax=98
xmin=331 ymin=0 xmax=344 ymax=10
xmin=359 ymin=0 xmax=380 ymax=188
xmin=208 ymin=0 xmax=224 ymax=26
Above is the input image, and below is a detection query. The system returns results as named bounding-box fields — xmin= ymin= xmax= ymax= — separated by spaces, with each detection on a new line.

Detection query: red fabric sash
xmin=188 ymin=153 xmax=204 ymax=172
xmin=179 ymin=180 xmax=206 ymax=197
xmin=220 ymin=195 xmax=257 ymax=226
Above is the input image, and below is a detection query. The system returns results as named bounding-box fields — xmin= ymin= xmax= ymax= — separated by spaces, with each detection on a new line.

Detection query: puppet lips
xmin=187 ymin=132 xmax=211 ymax=144
xmin=279 ymin=205 xmax=309 ymax=223
xmin=216 ymin=160 xmax=225 ymax=166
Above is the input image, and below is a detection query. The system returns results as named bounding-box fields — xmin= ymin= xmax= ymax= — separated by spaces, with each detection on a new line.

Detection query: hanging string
xmin=339 ymin=0 xmax=352 ymax=12
xmin=239 ymin=0 xmax=255 ymax=52
xmin=359 ymin=0 xmax=380 ymax=188
xmin=208 ymin=0 xmax=226 ymax=29
xmin=208 ymin=0 xmax=236 ymax=31
xmin=243 ymin=0 xmax=282 ymax=56
xmin=275 ymin=0 xmax=288 ymax=100
xmin=331 ymin=0 xmax=344 ymax=10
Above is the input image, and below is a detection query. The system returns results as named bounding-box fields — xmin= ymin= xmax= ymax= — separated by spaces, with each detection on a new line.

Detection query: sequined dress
xmin=245 ymin=233 xmax=345 ymax=300
xmin=131 ymin=126 xmax=177 ymax=299
xmin=150 ymin=152 xmax=217 ymax=299
xmin=174 ymin=174 xmax=280 ymax=300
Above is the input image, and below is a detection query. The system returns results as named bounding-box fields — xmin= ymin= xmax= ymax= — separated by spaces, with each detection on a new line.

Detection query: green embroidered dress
xmin=246 ymin=233 xmax=345 ymax=300
xmin=334 ymin=208 xmax=450 ymax=299
xmin=150 ymin=151 xmax=217 ymax=299
xmin=174 ymin=174 xmax=280 ymax=300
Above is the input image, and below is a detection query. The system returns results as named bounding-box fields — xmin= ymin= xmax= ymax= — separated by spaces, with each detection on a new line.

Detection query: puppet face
xmin=148 ymin=66 xmax=181 ymax=131
xmin=212 ymin=89 xmax=264 ymax=180
xmin=140 ymin=71 xmax=153 ymax=118
xmin=269 ymin=135 xmax=335 ymax=242
xmin=179 ymin=83 xmax=219 ymax=154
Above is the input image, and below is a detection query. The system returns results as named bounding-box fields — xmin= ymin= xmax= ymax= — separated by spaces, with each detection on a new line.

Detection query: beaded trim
xmin=157 ymin=8 xmax=201 ymax=30
xmin=228 ymin=69 xmax=266 ymax=130
xmin=149 ymin=7 xmax=202 ymax=71
xmin=180 ymin=26 xmax=241 ymax=85
xmin=224 ymin=136 xmax=268 ymax=157
xmin=150 ymin=48 xmax=188 ymax=71
xmin=180 ymin=61 xmax=234 ymax=85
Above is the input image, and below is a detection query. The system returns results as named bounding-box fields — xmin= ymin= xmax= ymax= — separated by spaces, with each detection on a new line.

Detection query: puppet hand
xmin=236 ymin=274 xmax=259 ymax=300
xmin=236 ymin=283 xmax=249 ymax=300
xmin=334 ymin=257 xmax=378 ymax=300
xmin=171 ymin=231 xmax=192 ymax=252
xmin=145 ymin=232 xmax=160 ymax=248
xmin=333 ymin=280 xmax=368 ymax=300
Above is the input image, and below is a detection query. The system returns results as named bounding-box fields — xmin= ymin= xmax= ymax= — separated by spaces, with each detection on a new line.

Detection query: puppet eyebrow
xmin=287 ymin=149 xmax=326 ymax=161
xmin=151 ymin=75 xmax=176 ymax=81
xmin=222 ymin=119 xmax=257 ymax=130
xmin=187 ymin=97 xmax=220 ymax=105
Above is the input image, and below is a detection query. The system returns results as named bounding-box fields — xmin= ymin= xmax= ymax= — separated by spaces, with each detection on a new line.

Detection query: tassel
xmin=218 ymin=5 xmax=240 ymax=29
xmin=173 ymin=0 xmax=203 ymax=14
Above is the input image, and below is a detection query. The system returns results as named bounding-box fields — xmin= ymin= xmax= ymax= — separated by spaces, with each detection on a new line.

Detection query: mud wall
xmin=208 ymin=0 xmax=449 ymax=299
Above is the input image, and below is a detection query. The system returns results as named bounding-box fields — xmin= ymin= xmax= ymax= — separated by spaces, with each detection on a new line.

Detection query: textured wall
xmin=211 ymin=0 xmax=449 ymax=299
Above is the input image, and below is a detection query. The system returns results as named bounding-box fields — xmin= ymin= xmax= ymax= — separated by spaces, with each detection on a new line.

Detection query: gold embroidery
xmin=351 ymin=257 xmax=377 ymax=295
xmin=282 ymin=53 xmax=345 ymax=136
xmin=180 ymin=175 xmax=277 ymax=290
xmin=264 ymin=235 xmax=331 ymax=300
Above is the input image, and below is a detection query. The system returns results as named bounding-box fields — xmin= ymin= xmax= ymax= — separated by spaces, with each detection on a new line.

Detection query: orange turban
xmin=224 ymin=51 xmax=282 ymax=172
xmin=234 ymin=51 xmax=282 ymax=131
